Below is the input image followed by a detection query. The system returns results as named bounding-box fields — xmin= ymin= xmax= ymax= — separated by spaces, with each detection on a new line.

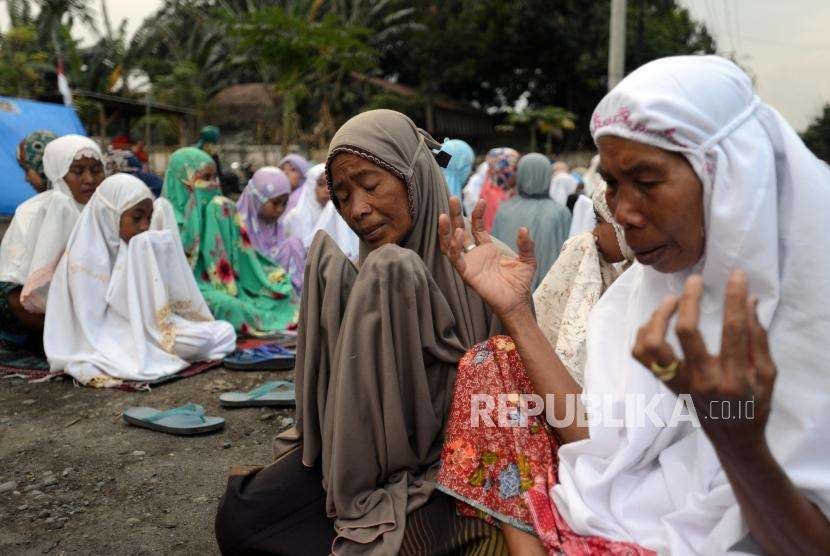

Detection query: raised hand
xmin=632 ymin=270 xmax=776 ymax=455
xmin=438 ymin=197 xmax=536 ymax=319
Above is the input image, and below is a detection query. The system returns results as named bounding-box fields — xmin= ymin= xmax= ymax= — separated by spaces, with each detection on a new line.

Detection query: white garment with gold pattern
xmin=44 ymin=173 xmax=235 ymax=387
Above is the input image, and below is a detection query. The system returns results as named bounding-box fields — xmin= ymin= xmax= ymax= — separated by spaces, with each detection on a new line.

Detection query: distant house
xmin=57 ymin=89 xmax=198 ymax=145
xmin=349 ymin=72 xmax=497 ymax=142
xmin=210 ymin=83 xmax=279 ymax=143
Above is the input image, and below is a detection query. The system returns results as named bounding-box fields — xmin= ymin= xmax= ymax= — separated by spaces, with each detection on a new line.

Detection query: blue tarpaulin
xmin=0 ymin=96 xmax=86 ymax=216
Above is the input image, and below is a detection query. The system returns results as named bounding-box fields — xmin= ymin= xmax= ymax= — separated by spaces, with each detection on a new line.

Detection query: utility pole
xmin=145 ymin=91 xmax=152 ymax=157
xmin=608 ymin=0 xmax=627 ymax=91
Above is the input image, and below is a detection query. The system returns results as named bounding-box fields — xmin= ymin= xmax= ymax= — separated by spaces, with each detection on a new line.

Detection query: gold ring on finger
xmin=650 ymin=360 xmax=680 ymax=382
xmin=464 ymin=244 xmax=476 ymax=253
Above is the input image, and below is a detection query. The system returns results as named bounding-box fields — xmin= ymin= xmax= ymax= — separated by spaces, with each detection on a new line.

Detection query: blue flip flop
xmin=223 ymin=343 xmax=296 ymax=371
xmin=219 ymin=380 xmax=295 ymax=408
xmin=122 ymin=403 xmax=225 ymax=435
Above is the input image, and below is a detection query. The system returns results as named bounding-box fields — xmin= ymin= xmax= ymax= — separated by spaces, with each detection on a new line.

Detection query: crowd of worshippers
xmin=2 ymin=55 xmax=829 ymax=555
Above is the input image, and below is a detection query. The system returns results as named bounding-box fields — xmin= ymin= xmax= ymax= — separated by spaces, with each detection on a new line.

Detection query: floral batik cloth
xmin=162 ymin=147 xmax=298 ymax=335
xmin=437 ymin=335 xmax=654 ymax=556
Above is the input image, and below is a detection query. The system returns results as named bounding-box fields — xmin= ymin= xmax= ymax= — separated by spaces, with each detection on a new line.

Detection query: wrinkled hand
xmin=632 ymin=270 xmax=776 ymax=457
xmin=438 ymin=198 xmax=536 ymax=319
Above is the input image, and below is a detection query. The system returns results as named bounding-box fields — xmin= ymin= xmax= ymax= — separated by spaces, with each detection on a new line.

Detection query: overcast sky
xmin=679 ymin=0 xmax=830 ymax=130
xmin=2 ymin=0 xmax=828 ymax=131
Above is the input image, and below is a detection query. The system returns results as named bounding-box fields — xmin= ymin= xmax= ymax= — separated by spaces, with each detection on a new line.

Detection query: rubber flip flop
xmin=223 ymin=343 xmax=296 ymax=371
xmin=219 ymin=380 xmax=295 ymax=408
xmin=122 ymin=403 xmax=225 ymax=435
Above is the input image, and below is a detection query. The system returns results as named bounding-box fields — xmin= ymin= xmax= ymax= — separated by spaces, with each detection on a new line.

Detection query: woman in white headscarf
xmin=283 ymin=162 xmax=361 ymax=262
xmin=548 ymin=161 xmax=578 ymax=207
xmin=282 ymin=163 xmax=326 ymax=245
xmin=307 ymin=198 xmax=360 ymax=262
xmin=0 ymin=135 xmax=104 ymax=345
xmin=462 ymin=160 xmax=489 ymax=215
xmin=533 ymin=180 xmax=635 ymax=385
xmin=45 ymin=174 xmax=236 ymax=388
xmin=437 ymin=56 xmax=830 ymax=555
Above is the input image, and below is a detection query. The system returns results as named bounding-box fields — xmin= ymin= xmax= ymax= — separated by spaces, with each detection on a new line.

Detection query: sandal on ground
xmin=122 ymin=403 xmax=225 ymax=435
xmin=223 ymin=343 xmax=295 ymax=371
xmin=219 ymin=380 xmax=295 ymax=408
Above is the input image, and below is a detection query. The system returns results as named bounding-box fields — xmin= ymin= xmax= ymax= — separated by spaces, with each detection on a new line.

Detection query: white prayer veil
xmin=283 ymin=163 xmax=326 ymax=244
xmin=43 ymin=134 xmax=103 ymax=211
xmin=45 ymin=173 xmax=234 ymax=387
xmin=0 ymin=135 xmax=103 ymax=312
xmin=553 ymin=55 xmax=830 ymax=554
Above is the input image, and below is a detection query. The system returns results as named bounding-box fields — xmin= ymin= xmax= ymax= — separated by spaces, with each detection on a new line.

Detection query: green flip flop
xmin=122 ymin=403 xmax=225 ymax=435
xmin=219 ymin=380 xmax=295 ymax=408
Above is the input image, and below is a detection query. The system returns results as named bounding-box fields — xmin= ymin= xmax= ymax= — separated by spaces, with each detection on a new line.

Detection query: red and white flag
xmin=57 ymin=59 xmax=73 ymax=106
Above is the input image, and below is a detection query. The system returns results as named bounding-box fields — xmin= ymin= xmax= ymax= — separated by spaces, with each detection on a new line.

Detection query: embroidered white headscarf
xmin=0 ymin=135 xmax=102 ymax=312
xmin=552 ymin=55 xmax=830 ymax=554
xmin=44 ymin=174 xmax=235 ymax=387
xmin=44 ymin=134 xmax=103 ymax=211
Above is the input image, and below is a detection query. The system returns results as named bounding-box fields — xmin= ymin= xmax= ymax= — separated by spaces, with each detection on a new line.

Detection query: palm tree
xmin=33 ymin=0 xmax=97 ymax=63
xmin=229 ymin=3 xmax=378 ymax=149
xmin=6 ymin=0 xmax=35 ymax=26
xmin=507 ymin=106 xmax=576 ymax=155
xmin=129 ymin=1 xmax=256 ymax=108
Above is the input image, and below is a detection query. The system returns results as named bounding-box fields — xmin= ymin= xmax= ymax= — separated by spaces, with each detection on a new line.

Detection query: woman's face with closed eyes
xmin=329 ymin=153 xmax=413 ymax=250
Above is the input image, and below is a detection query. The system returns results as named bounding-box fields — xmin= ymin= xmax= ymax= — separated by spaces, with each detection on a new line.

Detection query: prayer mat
xmin=0 ymin=341 xmax=222 ymax=391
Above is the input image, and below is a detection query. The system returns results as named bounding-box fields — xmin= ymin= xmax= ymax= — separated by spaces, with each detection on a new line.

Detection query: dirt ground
xmin=0 ymin=366 xmax=295 ymax=555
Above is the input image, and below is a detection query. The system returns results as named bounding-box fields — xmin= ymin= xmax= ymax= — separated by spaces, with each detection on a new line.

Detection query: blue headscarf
xmin=439 ymin=138 xmax=475 ymax=198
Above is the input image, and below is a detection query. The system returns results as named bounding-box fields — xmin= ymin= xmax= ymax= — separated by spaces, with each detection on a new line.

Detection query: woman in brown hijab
xmin=215 ymin=110 xmax=507 ymax=555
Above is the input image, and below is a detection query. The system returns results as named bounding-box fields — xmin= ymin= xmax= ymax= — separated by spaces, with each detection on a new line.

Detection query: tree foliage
xmin=380 ymin=0 xmax=715 ymax=147
xmin=0 ymin=0 xmax=719 ymax=149
xmin=507 ymin=106 xmax=576 ymax=154
xmin=0 ymin=25 xmax=51 ymax=97
xmin=802 ymin=104 xmax=830 ymax=162
xmin=227 ymin=4 xmax=376 ymax=147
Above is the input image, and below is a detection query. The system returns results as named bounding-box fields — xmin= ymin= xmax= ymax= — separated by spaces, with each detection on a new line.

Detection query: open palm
xmin=438 ymin=198 xmax=536 ymax=318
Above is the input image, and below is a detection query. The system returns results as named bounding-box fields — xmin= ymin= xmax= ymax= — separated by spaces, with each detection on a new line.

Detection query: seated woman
xmin=532 ymin=180 xmax=634 ymax=385
xmin=105 ymin=147 xmax=164 ymax=197
xmin=479 ymin=148 xmax=520 ymax=231
xmin=492 ymin=153 xmax=572 ymax=291
xmin=44 ymin=174 xmax=236 ymax=388
xmin=437 ymin=56 xmax=830 ymax=555
xmin=440 ymin=138 xmax=475 ymax=199
xmin=278 ymin=154 xmax=311 ymax=214
xmin=282 ymin=163 xmax=361 ymax=263
xmin=0 ymin=135 xmax=104 ymax=347
xmin=308 ymin=195 xmax=360 ymax=263
xmin=463 ymin=160 xmax=489 ymax=216
xmin=215 ymin=110 xmax=510 ymax=555
xmin=282 ymin=163 xmax=327 ymax=245
xmin=17 ymin=130 xmax=57 ymax=193
xmin=161 ymin=147 xmax=297 ymax=335
xmin=548 ymin=161 xmax=578 ymax=207
xmin=236 ymin=167 xmax=306 ymax=294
